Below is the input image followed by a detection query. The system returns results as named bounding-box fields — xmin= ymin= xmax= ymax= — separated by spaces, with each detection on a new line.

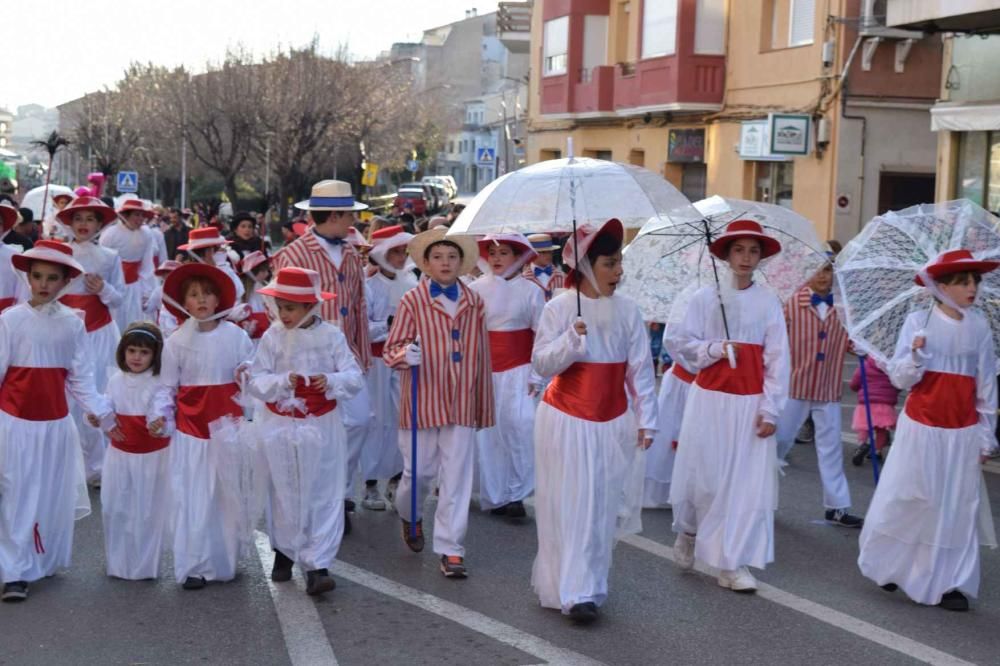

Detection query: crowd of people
xmin=0 ymin=177 xmax=995 ymax=626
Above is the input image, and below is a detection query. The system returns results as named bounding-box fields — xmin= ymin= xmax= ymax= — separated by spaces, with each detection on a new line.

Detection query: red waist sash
xmin=176 ymin=383 xmax=241 ymax=439
xmin=672 ymin=363 xmax=696 ymax=384
xmin=121 ymin=260 xmax=141 ymax=285
xmin=543 ymin=361 xmax=627 ymax=422
xmin=245 ymin=311 xmax=270 ymax=339
xmin=488 ymin=329 xmax=534 ymax=372
xmin=905 ymin=371 xmax=978 ymax=429
xmin=0 ymin=367 xmax=69 ymax=420
xmin=266 ymin=379 xmax=337 ymax=419
xmin=60 ymin=294 xmax=113 ymax=332
xmin=371 ymin=340 xmax=386 ymax=358
xmin=112 ymin=414 xmax=170 ymax=454
xmin=0 ymin=297 xmax=16 ymax=313
xmin=696 ymin=343 xmax=764 ymax=396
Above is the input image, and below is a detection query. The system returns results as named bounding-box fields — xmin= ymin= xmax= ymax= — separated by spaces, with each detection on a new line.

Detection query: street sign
xmin=116 ymin=170 xmax=139 ymax=193
xmin=477 ymin=148 xmax=496 ymax=165
xmin=406 ymin=159 xmax=420 ymax=173
xmin=362 ymin=162 xmax=380 ymax=187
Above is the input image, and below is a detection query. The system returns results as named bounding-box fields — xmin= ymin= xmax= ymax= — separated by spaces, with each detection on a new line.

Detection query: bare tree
xmin=66 ymin=88 xmax=144 ymax=177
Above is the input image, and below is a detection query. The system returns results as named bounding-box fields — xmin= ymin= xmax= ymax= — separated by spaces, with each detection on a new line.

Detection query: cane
xmin=857 ymin=354 xmax=881 ymax=483
xmin=410 ymin=364 xmax=419 ymax=540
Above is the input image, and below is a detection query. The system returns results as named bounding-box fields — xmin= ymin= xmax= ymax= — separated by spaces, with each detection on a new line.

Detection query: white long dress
xmin=361 ymin=270 xmax=416 ymax=482
xmin=155 ymin=319 xmax=254 ymax=583
xmin=642 ymin=355 xmax=696 ymax=509
xmin=249 ymin=318 xmax=364 ymax=570
xmin=0 ymin=301 xmax=112 ymax=583
xmin=470 ymin=273 xmax=545 ymax=509
xmin=858 ymin=307 xmax=998 ymax=604
xmin=668 ymin=283 xmax=790 ymax=572
xmin=531 ymin=290 xmax=657 ymax=612
xmin=0 ymin=243 xmax=28 ymax=313
xmin=101 ymin=369 xmax=172 ymax=580
xmin=63 ymin=240 xmax=125 ymax=482
xmin=100 ymin=222 xmax=156 ymax=331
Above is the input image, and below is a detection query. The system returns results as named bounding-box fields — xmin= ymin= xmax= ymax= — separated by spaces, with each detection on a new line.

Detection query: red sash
xmin=121 ymin=260 xmax=141 ymax=285
xmin=0 ymin=367 xmax=69 ymax=420
xmin=696 ymin=343 xmax=765 ymax=396
xmin=488 ymin=329 xmax=534 ymax=372
xmin=543 ymin=361 xmax=627 ymax=422
xmin=672 ymin=363 xmax=696 ymax=384
xmin=0 ymin=297 xmax=16 ymax=313
xmin=112 ymin=414 xmax=170 ymax=454
xmin=371 ymin=340 xmax=386 ymax=358
xmin=59 ymin=294 xmax=113 ymax=332
xmin=176 ymin=383 xmax=241 ymax=439
xmin=266 ymin=379 xmax=337 ymax=419
xmin=905 ymin=371 xmax=978 ymax=429
xmin=245 ymin=311 xmax=270 ymax=339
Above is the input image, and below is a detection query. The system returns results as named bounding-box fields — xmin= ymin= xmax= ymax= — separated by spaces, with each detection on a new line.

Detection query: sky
xmin=3 ymin=0 xmax=499 ymax=110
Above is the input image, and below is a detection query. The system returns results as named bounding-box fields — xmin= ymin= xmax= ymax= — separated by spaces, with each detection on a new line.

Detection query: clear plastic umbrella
xmin=620 ymin=195 xmax=828 ymax=322
xmin=20 ymin=184 xmax=76 ymax=219
xmin=834 ymin=199 xmax=1000 ymax=366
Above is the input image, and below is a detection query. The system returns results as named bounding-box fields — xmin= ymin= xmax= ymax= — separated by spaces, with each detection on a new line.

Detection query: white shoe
xmin=362 ymin=486 xmax=387 ymax=511
xmin=673 ymin=532 xmax=696 ymax=570
xmin=717 ymin=567 xmax=757 ymax=593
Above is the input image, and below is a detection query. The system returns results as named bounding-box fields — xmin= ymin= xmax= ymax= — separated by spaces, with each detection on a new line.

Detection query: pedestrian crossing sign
xmin=116 ymin=170 xmax=139 ymax=193
xmin=477 ymin=148 xmax=495 ymax=165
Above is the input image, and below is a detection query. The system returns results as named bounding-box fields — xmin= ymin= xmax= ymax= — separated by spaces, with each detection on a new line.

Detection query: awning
xmin=930 ymin=101 xmax=1000 ymax=132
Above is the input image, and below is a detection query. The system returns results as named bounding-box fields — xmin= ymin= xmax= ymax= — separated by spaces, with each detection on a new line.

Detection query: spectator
xmin=164 ymin=208 xmax=190 ymax=260
xmin=229 ymin=211 xmax=266 ymax=258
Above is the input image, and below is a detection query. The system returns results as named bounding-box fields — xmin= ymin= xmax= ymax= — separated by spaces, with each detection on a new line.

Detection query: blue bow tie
xmin=430 ymin=281 xmax=459 ymax=302
xmin=811 ymin=293 xmax=833 ymax=307
xmin=534 ymin=265 xmax=553 ymax=277
xmin=313 ymin=230 xmax=344 ymax=246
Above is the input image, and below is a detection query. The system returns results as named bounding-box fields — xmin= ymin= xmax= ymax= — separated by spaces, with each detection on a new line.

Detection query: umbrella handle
xmin=857 ymin=355 xmax=881 ymax=483
xmin=410 ymin=365 xmax=419 ymax=540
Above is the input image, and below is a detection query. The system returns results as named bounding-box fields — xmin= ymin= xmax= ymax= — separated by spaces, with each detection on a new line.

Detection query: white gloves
xmin=403 ymin=341 xmax=422 ymax=367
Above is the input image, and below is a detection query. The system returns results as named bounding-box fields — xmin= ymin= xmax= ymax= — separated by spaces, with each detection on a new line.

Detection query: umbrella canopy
xmin=447 ymin=157 xmax=701 ymax=236
xmin=620 ymin=195 xmax=828 ymax=322
xmin=20 ymin=184 xmax=76 ymax=219
xmin=835 ymin=199 xmax=1000 ymax=365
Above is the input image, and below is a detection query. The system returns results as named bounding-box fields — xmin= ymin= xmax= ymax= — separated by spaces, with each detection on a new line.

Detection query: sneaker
xmin=305 ymin=569 xmax=336 ymax=596
xmin=401 ymin=519 xmax=424 ymax=553
xmin=440 ymin=555 xmax=467 ymax=579
xmin=507 ymin=500 xmax=527 ymax=519
xmin=673 ymin=532 xmax=696 ymax=570
xmin=386 ymin=477 xmax=399 ymax=505
xmin=939 ymin=590 xmax=969 ymax=612
xmin=1 ymin=581 xmax=28 ymax=602
xmin=717 ymin=567 xmax=757 ymax=593
xmin=182 ymin=576 xmax=206 ymax=591
xmin=271 ymin=550 xmax=294 ymax=583
xmin=825 ymin=509 xmax=864 ymax=528
xmin=851 ymin=443 xmax=870 ymax=466
xmin=795 ymin=418 xmax=815 ymax=444
xmin=362 ymin=486 xmax=387 ymax=511
xmin=568 ymin=601 xmax=598 ymax=625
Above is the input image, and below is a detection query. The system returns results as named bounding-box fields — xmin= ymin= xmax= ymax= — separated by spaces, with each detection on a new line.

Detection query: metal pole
xmin=180 ymin=139 xmax=187 ymax=209
xmin=265 ymin=135 xmax=271 ymax=201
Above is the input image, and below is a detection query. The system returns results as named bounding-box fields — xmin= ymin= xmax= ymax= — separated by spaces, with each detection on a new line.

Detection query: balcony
xmin=498 ymin=1 xmax=532 ymax=54
xmin=612 ymin=54 xmax=724 ymax=113
xmin=572 ymin=66 xmax=615 ymax=113
xmin=886 ymin=0 xmax=1000 ymax=33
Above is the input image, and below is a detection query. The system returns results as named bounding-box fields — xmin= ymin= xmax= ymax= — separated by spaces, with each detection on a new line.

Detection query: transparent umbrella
xmin=20 ymin=184 xmax=76 ymax=220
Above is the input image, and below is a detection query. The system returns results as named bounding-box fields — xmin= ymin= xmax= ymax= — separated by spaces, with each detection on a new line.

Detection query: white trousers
xmin=776 ymin=398 xmax=851 ymax=510
xmin=395 ymin=425 xmax=474 ymax=557
xmin=341 ymin=383 xmax=371 ymax=498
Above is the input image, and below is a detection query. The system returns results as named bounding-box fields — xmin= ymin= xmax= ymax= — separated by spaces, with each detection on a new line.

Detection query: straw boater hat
xmin=239 ymin=250 xmax=270 ymax=276
xmin=294 ymin=179 xmax=369 ymax=212
xmin=0 ymin=200 xmax=19 ymax=234
xmin=116 ymin=198 xmax=156 ymax=219
xmin=154 ymin=259 xmax=182 ymax=277
xmin=527 ymin=233 xmax=560 ymax=253
xmin=408 ymin=227 xmax=479 ymax=276
xmin=56 ymin=196 xmax=118 ymax=226
xmin=708 ymin=220 xmax=782 ymax=260
xmin=178 ymin=227 xmax=230 ymax=253
xmin=161 ymin=263 xmax=237 ymax=321
xmin=12 ymin=239 xmax=85 ymax=278
xmin=258 ymin=267 xmax=335 ymax=304
xmin=915 ymin=249 xmax=1000 ymax=286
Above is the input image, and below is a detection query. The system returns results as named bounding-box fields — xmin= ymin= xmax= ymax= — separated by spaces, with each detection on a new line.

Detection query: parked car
xmin=429 ymin=182 xmax=450 ymax=209
xmin=423 ymin=175 xmax=457 ymax=199
xmin=394 ymin=187 xmax=429 ymax=216
xmin=402 ymin=182 xmax=439 ymax=213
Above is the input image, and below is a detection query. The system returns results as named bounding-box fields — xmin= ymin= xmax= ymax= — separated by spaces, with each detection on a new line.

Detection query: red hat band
xmin=12 ymin=239 xmax=85 ymax=278
xmin=258 ymin=267 xmax=335 ymax=304
xmin=371 ymin=225 xmax=405 ymax=242
xmin=35 ymin=239 xmax=74 ymax=259
xmin=57 ymin=197 xmax=118 ymax=225
xmin=915 ymin=249 xmax=1000 ymax=285
xmin=189 ymin=227 xmax=223 ymax=242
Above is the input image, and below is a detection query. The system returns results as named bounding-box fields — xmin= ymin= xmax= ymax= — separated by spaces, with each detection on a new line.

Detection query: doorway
xmin=877 ymin=172 xmax=935 ymax=214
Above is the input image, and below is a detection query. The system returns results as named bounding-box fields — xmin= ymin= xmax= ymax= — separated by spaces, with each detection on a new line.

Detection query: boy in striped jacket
xmin=384 ymin=228 xmax=495 ymax=579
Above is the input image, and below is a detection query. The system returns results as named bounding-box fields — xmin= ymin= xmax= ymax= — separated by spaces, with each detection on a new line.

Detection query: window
xmin=789 ymin=0 xmax=815 ymax=47
xmin=641 ymin=0 xmax=678 ymax=59
xmin=544 ymin=17 xmax=569 ymax=76
xmin=958 ymin=132 xmax=987 ymax=206
xmin=694 ymin=0 xmax=725 ymax=55
xmin=582 ymin=16 xmax=609 ymax=80
xmin=754 ymin=161 xmax=794 ymax=209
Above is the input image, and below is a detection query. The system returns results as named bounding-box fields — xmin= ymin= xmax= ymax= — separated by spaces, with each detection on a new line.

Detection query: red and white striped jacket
xmin=384 ymin=280 xmax=495 ymax=430
xmin=522 ymin=265 xmax=566 ymax=301
xmin=784 ymin=286 xmax=850 ymax=403
xmin=271 ymin=230 xmax=371 ymax=370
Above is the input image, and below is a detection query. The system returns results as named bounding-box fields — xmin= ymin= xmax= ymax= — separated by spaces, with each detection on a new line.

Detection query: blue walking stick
xmin=857 ymin=354 xmax=882 ymax=483
xmin=410 ymin=364 xmax=419 ymax=540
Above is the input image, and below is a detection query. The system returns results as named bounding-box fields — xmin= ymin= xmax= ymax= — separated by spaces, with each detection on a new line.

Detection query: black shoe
xmin=795 ymin=418 xmax=815 ymax=444
xmin=507 ymin=500 xmax=527 ymax=519
xmin=490 ymin=505 xmax=508 ymax=516
xmin=881 ymin=583 xmax=898 ymax=592
xmin=401 ymin=519 xmax=424 ymax=552
xmin=440 ymin=555 xmax=468 ymax=579
xmin=271 ymin=550 xmax=294 ymax=583
xmin=182 ymin=576 xmax=206 ymax=591
xmin=851 ymin=443 xmax=870 ymax=466
xmin=1 ymin=581 xmax=28 ymax=602
xmin=939 ymin=590 xmax=969 ymax=612
xmin=345 ymin=498 xmax=356 ymax=512
xmin=568 ymin=602 xmax=598 ymax=625
xmin=305 ymin=569 xmax=336 ymax=596
xmin=825 ymin=509 xmax=864 ymax=528
xmin=343 ymin=511 xmax=352 ymax=536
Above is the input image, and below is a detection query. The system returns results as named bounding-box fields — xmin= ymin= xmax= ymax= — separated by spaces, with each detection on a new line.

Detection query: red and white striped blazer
xmin=384 ymin=280 xmax=495 ymax=430
xmin=784 ymin=287 xmax=850 ymax=403
xmin=272 ymin=230 xmax=371 ymax=370
xmin=522 ymin=265 xmax=566 ymax=301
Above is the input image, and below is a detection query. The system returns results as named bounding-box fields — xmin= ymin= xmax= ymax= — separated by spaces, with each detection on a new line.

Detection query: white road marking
xmin=331 ymin=560 xmax=605 ymax=666
xmin=621 ymin=533 xmax=975 ymax=666
xmin=253 ymin=531 xmax=340 ymax=666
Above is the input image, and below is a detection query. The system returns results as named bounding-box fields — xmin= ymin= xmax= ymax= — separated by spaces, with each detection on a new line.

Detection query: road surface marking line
xmin=621 ymin=533 xmax=975 ymax=666
xmin=253 ymin=531 xmax=340 ymax=666
xmin=331 ymin=560 xmax=605 ymax=666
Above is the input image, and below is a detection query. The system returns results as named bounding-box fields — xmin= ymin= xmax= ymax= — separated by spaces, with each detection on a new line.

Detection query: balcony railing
xmin=498 ymin=1 xmax=532 ymax=33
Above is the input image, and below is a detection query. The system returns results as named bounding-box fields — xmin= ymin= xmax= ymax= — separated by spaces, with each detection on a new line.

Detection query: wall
xmin=944 ymin=34 xmax=1000 ymax=103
